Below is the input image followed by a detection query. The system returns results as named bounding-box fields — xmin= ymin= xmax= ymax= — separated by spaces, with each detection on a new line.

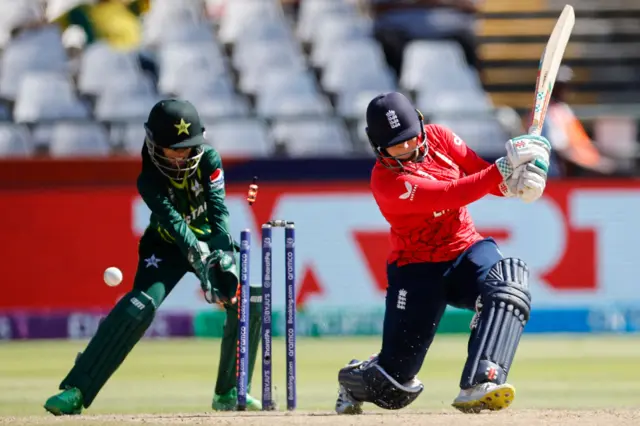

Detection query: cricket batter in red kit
xmin=335 ymin=92 xmax=551 ymax=414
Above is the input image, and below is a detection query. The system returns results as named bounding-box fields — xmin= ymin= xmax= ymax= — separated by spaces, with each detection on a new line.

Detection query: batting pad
xmin=60 ymin=290 xmax=156 ymax=407
xmin=460 ymin=258 xmax=531 ymax=389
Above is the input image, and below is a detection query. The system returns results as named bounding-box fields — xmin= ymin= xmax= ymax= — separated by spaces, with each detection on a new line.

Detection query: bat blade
xmin=528 ymin=4 xmax=575 ymax=136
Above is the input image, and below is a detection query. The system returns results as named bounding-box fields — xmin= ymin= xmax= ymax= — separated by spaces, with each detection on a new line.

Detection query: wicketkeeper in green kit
xmin=44 ymin=99 xmax=263 ymax=415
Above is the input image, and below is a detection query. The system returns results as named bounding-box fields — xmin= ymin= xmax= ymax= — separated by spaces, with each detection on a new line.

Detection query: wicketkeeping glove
xmin=187 ymin=241 xmax=216 ymax=303
xmin=205 ymin=249 xmax=240 ymax=306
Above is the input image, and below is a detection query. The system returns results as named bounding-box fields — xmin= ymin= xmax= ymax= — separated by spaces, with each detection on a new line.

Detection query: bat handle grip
xmin=528 ymin=126 xmax=542 ymax=136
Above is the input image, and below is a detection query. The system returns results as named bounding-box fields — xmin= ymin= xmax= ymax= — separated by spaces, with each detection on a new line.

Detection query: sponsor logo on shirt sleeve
xmin=209 ymin=168 xmax=225 ymax=190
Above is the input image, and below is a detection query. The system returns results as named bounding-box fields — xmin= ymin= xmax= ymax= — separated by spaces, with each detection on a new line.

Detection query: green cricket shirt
xmin=136 ymin=145 xmax=232 ymax=258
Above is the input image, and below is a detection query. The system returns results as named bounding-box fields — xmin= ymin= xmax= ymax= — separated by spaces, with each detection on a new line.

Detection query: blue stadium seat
xmin=297 ymin=0 xmax=358 ymax=44
xmin=271 ymin=118 xmax=353 ymax=157
xmin=0 ymin=123 xmax=34 ymax=157
xmin=310 ymin=15 xmax=374 ymax=68
xmin=429 ymin=115 xmax=507 ymax=158
xmin=0 ymin=26 xmax=68 ymax=100
xmin=417 ymin=90 xmax=494 ymax=116
xmin=400 ymin=40 xmax=482 ymax=93
xmin=13 ymin=72 xmax=89 ymax=123
xmin=219 ymin=0 xmax=287 ymax=45
xmin=321 ymin=40 xmax=391 ymax=94
xmin=95 ymin=91 xmax=160 ymax=122
xmin=157 ymin=42 xmax=228 ymax=95
xmin=204 ymin=118 xmax=276 ymax=158
xmin=48 ymin=122 xmax=112 ymax=157
xmin=256 ymin=92 xmax=332 ymax=119
xmin=191 ymin=93 xmax=251 ymax=119
xmin=77 ymin=42 xmax=144 ymax=96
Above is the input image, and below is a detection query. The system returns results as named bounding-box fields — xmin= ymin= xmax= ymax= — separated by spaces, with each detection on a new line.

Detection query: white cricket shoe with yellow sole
xmin=452 ymin=382 xmax=515 ymax=413
xmin=335 ymin=384 xmax=363 ymax=415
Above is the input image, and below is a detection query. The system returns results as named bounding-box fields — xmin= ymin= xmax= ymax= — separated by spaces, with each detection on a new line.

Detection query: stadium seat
xmin=420 ymin=66 xmax=484 ymax=94
xmin=174 ymin=72 xmax=236 ymax=100
xmin=146 ymin=22 xmax=218 ymax=46
xmin=400 ymin=40 xmax=480 ymax=92
xmin=13 ymin=72 xmax=89 ymax=123
xmin=118 ymin=122 xmax=146 ymax=156
xmin=48 ymin=122 xmax=112 ymax=157
xmin=0 ymin=26 xmax=69 ymax=100
xmin=321 ymin=40 xmax=391 ymax=94
xmin=256 ymin=92 xmax=332 ymax=119
xmin=336 ymin=75 xmax=397 ymax=118
xmin=190 ymin=93 xmax=251 ymax=119
xmin=142 ymin=1 xmax=212 ymax=46
xmin=77 ymin=42 xmax=144 ymax=96
xmin=0 ymin=0 xmax=45 ymax=47
xmin=30 ymin=124 xmax=52 ymax=149
xmin=204 ymin=118 xmax=275 ymax=157
xmin=157 ymin=42 xmax=228 ymax=95
xmin=310 ymin=15 xmax=373 ymax=68
xmin=95 ymin=91 xmax=160 ymax=122
xmin=0 ymin=123 xmax=34 ymax=157
xmin=429 ymin=115 xmax=508 ymax=158
xmin=297 ymin=0 xmax=358 ymax=44
xmin=101 ymin=74 xmax=157 ymax=98
xmin=324 ymin=65 xmax=396 ymax=98
xmin=0 ymin=103 xmax=11 ymax=121
xmin=271 ymin=118 xmax=353 ymax=157
xmin=218 ymin=0 xmax=285 ymax=45
xmin=157 ymin=40 xmax=227 ymax=68
xmin=417 ymin=90 xmax=494 ymax=116
xmin=232 ymin=40 xmax=305 ymax=74
xmin=337 ymin=90 xmax=389 ymax=120
xmin=256 ymin=70 xmax=320 ymax=98
xmin=238 ymin=61 xmax=310 ymax=96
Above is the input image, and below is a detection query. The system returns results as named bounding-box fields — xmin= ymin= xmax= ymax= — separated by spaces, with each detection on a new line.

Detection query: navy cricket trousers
xmin=377 ymin=238 xmax=503 ymax=384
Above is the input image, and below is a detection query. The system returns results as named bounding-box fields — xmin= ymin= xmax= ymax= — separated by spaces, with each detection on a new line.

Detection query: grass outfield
xmin=1 ymin=335 xmax=639 ymax=419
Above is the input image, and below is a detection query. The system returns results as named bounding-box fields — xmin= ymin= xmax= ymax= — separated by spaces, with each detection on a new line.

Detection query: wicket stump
xmin=236 ymin=220 xmax=297 ymax=411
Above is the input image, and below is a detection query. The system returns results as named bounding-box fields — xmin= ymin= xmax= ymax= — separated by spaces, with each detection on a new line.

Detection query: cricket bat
xmin=528 ymin=4 xmax=575 ymax=136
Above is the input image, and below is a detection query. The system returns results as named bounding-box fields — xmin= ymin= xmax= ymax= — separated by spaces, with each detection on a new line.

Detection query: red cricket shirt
xmin=371 ymin=124 xmax=505 ymax=265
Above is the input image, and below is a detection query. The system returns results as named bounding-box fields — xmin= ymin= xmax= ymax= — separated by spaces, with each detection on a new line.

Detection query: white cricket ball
xmin=103 ymin=267 xmax=123 ymax=287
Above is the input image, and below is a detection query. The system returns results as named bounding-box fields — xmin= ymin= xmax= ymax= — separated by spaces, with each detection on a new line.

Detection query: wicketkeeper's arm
xmin=197 ymin=148 xmax=241 ymax=257
xmin=198 ymin=149 xmax=241 ymax=304
xmin=200 ymin=149 xmax=232 ymax=239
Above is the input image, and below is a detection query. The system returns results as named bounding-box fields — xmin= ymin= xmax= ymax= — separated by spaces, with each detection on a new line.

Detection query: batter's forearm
xmin=419 ymin=165 xmax=503 ymax=211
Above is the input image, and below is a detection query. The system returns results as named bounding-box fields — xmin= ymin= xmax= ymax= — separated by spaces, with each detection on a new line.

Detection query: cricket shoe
xmin=452 ymin=382 xmax=515 ymax=414
xmin=212 ymin=387 xmax=262 ymax=411
xmin=334 ymin=359 xmax=364 ymax=415
xmin=44 ymin=387 xmax=83 ymax=416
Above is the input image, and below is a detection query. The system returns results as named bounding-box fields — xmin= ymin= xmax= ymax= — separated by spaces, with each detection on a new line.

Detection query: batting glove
xmin=507 ymin=162 xmax=548 ymax=203
xmin=495 ymin=134 xmax=551 ymax=180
